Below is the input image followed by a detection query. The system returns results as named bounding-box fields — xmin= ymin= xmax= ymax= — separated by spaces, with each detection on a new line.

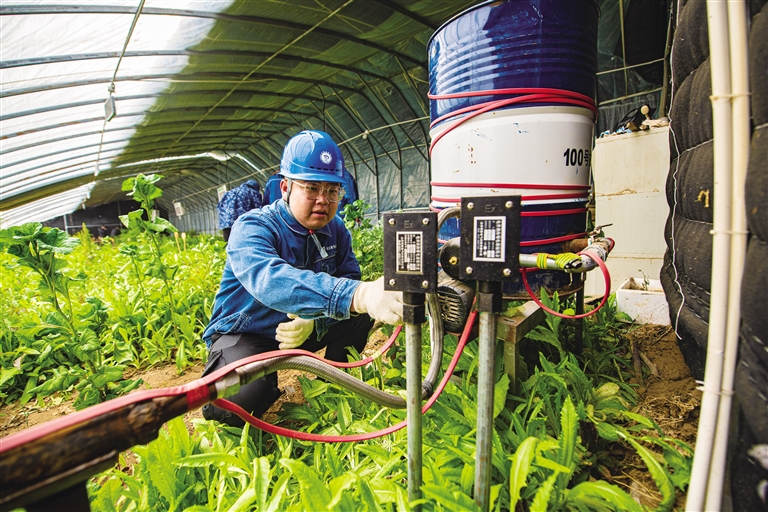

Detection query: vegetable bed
xmin=0 ymin=177 xmax=697 ymax=511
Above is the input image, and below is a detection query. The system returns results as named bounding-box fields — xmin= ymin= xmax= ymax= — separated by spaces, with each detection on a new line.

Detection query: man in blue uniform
xmin=261 ymin=171 xmax=283 ymax=206
xmin=337 ymin=168 xmax=359 ymax=211
xmin=217 ymin=179 xmax=263 ymax=242
xmin=201 ymin=130 xmax=403 ymax=427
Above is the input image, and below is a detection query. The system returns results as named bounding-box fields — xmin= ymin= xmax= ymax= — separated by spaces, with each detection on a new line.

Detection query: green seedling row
xmin=1 ymin=176 xmax=692 ymax=510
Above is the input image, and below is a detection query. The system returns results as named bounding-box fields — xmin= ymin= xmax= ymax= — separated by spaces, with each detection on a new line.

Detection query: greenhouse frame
xmin=1 ymin=0 xmax=766 ymax=511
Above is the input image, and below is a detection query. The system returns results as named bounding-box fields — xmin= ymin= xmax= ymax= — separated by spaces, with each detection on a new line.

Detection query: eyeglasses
xmin=292 ymin=181 xmax=345 ymax=202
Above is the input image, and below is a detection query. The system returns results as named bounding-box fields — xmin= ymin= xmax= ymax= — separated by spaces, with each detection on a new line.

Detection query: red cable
xmin=438 ymin=233 xmax=587 ymax=248
xmin=325 ymin=324 xmax=402 ymax=368
xmin=214 ymin=310 xmax=479 ymax=442
xmin=428 ymin=201 xmax=586 ymax=218
xmin=431 ymin=193 xmax=588 ymax=203
xmin=431 ymin=182 xmax=590 ymax=190
xmin=0 ymin=326 xmax=403 ymax=452
xmin=428 ymin=88 xmax=597 ymax=156
xmin=520 ymin=233 xmax=587 ymax=247
xmin=430 ymin=97 xmax=592 ymax=155
xmin=429 ymin=87 xmax=595 ymax=102
xmin=521 ymin=251 xmax=611 ymax=319
xmin=427 ymin=88 xmax=597 ymax=128
xmin=521 ymin=208 xmax=587 ymax=217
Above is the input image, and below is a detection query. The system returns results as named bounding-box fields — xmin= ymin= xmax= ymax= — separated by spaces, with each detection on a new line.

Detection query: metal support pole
xmin=474 ymin=281 xmax=502 ymax=511
xmin=403 ymin=292 xmax=425 ymax=510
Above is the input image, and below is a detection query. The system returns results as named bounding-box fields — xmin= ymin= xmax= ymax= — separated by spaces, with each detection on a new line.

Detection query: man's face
xmin=281 ymin=179 xmax=340 ymax=230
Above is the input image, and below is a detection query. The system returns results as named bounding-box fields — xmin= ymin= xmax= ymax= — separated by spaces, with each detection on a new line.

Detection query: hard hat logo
xmin=279 ymin=130 xmax=345 ymax=184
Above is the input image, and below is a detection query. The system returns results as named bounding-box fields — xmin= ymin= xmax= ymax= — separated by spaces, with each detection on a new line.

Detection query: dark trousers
xmin=201 ymin=314 xmax=374 ymax=427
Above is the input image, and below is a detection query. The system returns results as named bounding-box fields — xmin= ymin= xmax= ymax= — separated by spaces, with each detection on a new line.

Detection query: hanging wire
xmin=93 ymin=0 xmax=146 ymax=178
xmin=160 ymin=0 xmax=356 ymax=158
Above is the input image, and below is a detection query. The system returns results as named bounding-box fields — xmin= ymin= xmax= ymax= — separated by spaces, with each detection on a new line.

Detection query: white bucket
xmin=429 ymin=106 xmax=595 ymax=207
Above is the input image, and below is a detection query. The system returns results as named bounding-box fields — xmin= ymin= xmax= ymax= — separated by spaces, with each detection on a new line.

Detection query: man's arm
xmin=228 ymin=215 xmax=359 ymax=321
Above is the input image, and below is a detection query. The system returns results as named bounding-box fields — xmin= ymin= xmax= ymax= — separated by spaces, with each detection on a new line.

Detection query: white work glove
xmin=352 ymin=276 xmax=404 ymax=326
xmin=275 ymin=314 xmax=314 ymax=350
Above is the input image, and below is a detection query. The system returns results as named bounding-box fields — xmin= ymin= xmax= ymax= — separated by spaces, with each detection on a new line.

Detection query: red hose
xmin=430 ymin=182 xmax=590 ymax=190
xmin=0 ymin=326 xmax=403 ymax=452
xmin=431 ymin=193 xmax=588 ymax=203
xmin=214 ymin=310 xmax=479 ymax=442
xmin=428 ymin=88 xmax=598 ymax=156
xmin=519 ymin=233 xmax=587 ymax=247
xmin=521 ymin=251 xmax=611 ymax=319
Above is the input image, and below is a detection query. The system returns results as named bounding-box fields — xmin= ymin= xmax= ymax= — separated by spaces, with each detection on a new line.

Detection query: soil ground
xmin=612 ymin=324 xmax=701 ymax=509
xmin=0 ymin=324 xmax=699 ymax=509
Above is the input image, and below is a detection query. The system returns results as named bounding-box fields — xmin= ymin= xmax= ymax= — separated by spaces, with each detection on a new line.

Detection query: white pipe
xmin=686 ymin=2 xmax=734 ymax=510
xmin=705 ymin=1 xmax=751 ymax=509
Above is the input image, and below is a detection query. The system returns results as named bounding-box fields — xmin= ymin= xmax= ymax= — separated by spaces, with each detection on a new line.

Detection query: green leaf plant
xmin=0 ymin=222 xmax=80 ymax=334
xmin=0 ymin=223 xmax=140 ymax=408
xmin=342 ymin=199 xmax=384 ymax=281
xmin=119 ymin=174 xmax=187 ymax=370
xmin=71 ymin=226 xmax=691 ymax=510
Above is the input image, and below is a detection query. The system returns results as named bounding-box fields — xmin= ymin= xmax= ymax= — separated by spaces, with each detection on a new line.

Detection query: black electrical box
xmin=383 ymin=212 xmax=438 ymax=293
xmin=459 ymin=196 xmax=521 ymax=282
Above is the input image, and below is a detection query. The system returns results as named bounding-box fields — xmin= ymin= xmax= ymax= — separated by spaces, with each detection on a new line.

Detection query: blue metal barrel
xmin=428 ymin=0 xmax=600 ymax=123
xmin=429 ymin=0 xmax=599 ymax=298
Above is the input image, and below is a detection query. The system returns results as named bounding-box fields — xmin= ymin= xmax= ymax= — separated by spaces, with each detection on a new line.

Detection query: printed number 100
xmin=563 ymin=148 xmax=590 ymax=167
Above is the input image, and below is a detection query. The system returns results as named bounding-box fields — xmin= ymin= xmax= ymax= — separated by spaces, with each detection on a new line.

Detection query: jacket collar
xmin=275 ymin=198 xmax=332 ymax=237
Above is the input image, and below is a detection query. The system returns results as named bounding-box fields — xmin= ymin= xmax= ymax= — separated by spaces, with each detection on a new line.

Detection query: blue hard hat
xmin=279 ymin=130 xmax=345 ymax=184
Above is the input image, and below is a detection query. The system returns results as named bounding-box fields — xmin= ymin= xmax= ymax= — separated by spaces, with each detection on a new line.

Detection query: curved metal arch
xmin=118 ymin=120 xmax=295 ymax=146
xmin=1 ymin=129 xmax=106 ymax=156
xmin=1 ymin=48 xmax=424 ymax=134
xmin=224 ymin=76 xmax=398 ymax=166
xmin=1 ymin=72 xmax=409 ymax=143
xmin=247 ymin=133 xmax=284 ymax=160
xmin=0 ymin=5 xmax=425 ymax=70
xmin=1 ymin=107 xmax=296 ymax=144
xmin=288 ymin=108 xmax=375 ymax=177
xmin=1 ymin=163 xmax=98 ymax=208
xmin=370 ymin=0 xmax=439 ymax=30
xmin=0 ymin=93 xmax=320 ymax=124
xmin=0 ymin=114 xmax=284 ymax=158
xmin=3 ymin=138 xmax=128 ymax=171
xmin=3 ymin=146 xmax=122 ymax=182
xmin=306 ymin=99 xmax=379 ymax=174
xmin=120 ymin=134 xmax=256 ymax=154
xmin=0 ymin=72 xmax=279 ymax=99
xmin=329 ymin=85 xmax=401 ymax=171
xmin=160 ymin=70 xmax=399 ymax=156
xmin=236 ymin=139 xmax=279 ymax=164
xmin=2 ymin=49 xmax=398 ymax=87
xmin=358 ymin=73 xmax=427 ymax=162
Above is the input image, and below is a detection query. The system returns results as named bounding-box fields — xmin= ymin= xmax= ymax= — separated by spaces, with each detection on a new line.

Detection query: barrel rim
xmin=427 ymin=0 xmax=602 ymax=50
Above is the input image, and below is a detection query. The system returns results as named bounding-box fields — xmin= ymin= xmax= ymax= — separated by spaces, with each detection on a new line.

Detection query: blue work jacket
xmin=262 ymin=174 xmax=283 ymax=205
xmin=203 ymin=199 xmax=362 ymax=346
xmin=217 ymin=179 xmax=263 ymax=229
